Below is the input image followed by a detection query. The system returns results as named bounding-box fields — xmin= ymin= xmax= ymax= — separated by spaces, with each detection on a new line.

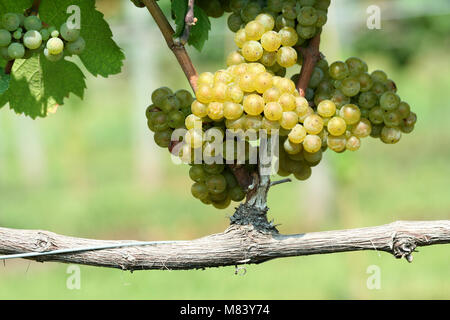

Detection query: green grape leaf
xmin=172 ymin=0 xmax=187 ymax=38
xmin=0 ymin=0 xmax=33 ymax=13
xmin=0 ymin=68 xmax=9 ymax=95
xmin=188 ymin=5 xmax=210 ymax=51
xmin=8 ymin=54 xmax=86 ymax=119
xmin=39 ymin=0 xmax=124 ymax=78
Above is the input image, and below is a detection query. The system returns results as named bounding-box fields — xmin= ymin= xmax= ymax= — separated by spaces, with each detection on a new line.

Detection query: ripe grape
xmin=185 ymin=114 xmax=202 ymax=130
xmin=288 ymin=124 xmax=307 ymax=143
xmin=196 ymin=85 xmax=214 ymax=104
xmin=263 ymin=86 xmax=281 ymax=102
xmin=260 ymin=31 xmax=281 ymax=52
xmin=191 ymin=182 xmax=209 ymax=200
xmin=284 ymin=138 xmax=302 ymax=154
xmin=223 ymin=101 xmax=244 ymax=120
xmin=276 ymin=46 xmax=297 ymax=68
xmin=303 ymin=134 xmax=322 ymax=153
xmin=23 ymin=30 xmax=42 ymax=50
xmin=276 ymin=15 xmax=295 ymax=30
xmin=255 ymin=72 xmax=273 ymax=93
xmin=264 ymin=101 xmax=283 ymax=121
xmin=214 ymin=70 xmax=234 ymax=84
xmin=7 ymin=43 xmax=25 ymax=59
xmin=341 ymin=77 xmax=361 ymax=97
xmin=340 ymin=104 xmax=361 ymax=125
xmin=226 ymin=50 xmax=245 ymax=66
xmin=380 ymin=126 xmax=401 ymax=144
xmin=227 ymin=84 xmax=244 ymax=103
xmin=245 ymin=20 xmax=265 ymax=40
xmin=197 ymin=72 xmax=214 ymax=87
xmin=262 ymin=117 xmax=280 ymax=134
xmin=2 ymin=13 xmax=20 ymax=31
xmin=329 ymin=61 xmax=349 ymax=80
xmin=212 ymin=82 xmax=228 ymax=102
xmin=207 ymin=101 xmax=224 ymax=120
xmin=317 ymin=100 xmax=336 ymax=117
xmin=327 ymin=117 xmax=347 ymax=136
xmin=234 ymin=29 xmax=247 ymax=48
xmin=278 ymin=92 xmax=296 ymax=111
xmin=278 ymin=27 xmax=298 ymax=46
xmin=243 ymin=93 xmax=265 ymax=115
xmin=303 ymin=114 xmax=324 ymax=134
xmin=238 ymin=72 xmax=256 ymax=92
xmin=259 ymin=50 xmax=277 ymax=66
xmin=346 ymin=136 xmax=361 ymax=151
xmin=352 ymin=119 xmax=372 ymax=138
xmin=255 ymin=13 xmax=275 ymax=31
xmin=242 ymin=40 xmax=263 ymax=61
xmin=380 ymin=92 xmax=400 ymax=111
xmin=46 ymin=37 xmax=64 ymax=55
xmin=280 ymin=111 xmax=298 ymax=129
xmin=245 ymin=115 xmax=263 ymax=131
xmin=327 ymin=135 xmax=346 ymax=152
xmin=23 ymin=15 xmax=42 ymax=31
xmin=368 ymin=107 xmax=384 ymax=125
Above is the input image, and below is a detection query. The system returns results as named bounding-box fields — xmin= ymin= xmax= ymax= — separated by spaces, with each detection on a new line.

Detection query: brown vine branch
xmin=0 ymin=221 xmax=448 ymax=270
xmin=180 ymin=0 xmax=196 ymax=44
xmin=25 ymin=0 xmax=41 ymax=16
xmin=142 ymin=0 xmax=198 ymax=92
xmin=296 ymin=32 xmax=322 ymax=97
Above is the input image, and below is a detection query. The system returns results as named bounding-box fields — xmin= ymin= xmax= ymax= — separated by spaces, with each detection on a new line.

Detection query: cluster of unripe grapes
xmin=0 ymin=13 xmax=85 ymax=62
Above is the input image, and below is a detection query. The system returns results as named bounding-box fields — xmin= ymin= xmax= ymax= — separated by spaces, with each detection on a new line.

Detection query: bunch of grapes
xmin=227 ymin=0 xmax=330 ymax=44
xmin=228 ymin=13 xmax=299 ymax=76
xmin=0 ymin=13 xmax=85 ymax=62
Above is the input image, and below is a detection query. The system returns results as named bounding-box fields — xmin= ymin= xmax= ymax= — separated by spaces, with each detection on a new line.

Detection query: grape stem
xmin=25 ymin=0 xmax=41 ymax=16
xmin=270 ymin=178 xmax=292 ymax=187
xmin=142 ymin=0 xmax=198 ymax=92
xmin=180 ymin=0 xmax=196 ymax=44
xmin=296 ymin=32 xmax=322 ymax=97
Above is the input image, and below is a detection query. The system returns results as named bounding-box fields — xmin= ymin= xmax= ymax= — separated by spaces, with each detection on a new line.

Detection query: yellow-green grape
xmin=243 ymin=93 xmax=265 ymax=115
xmin=229 ymin=186 xmax=245 ymax=202
xmin=278 ymin=26 xmax=298 ymax=46
xmin=23 ymin=30 xmax=42 ymax=50
xmin=46 ymin=37 xmax=64 ymax=55
xmin=191 ymin=182 xmax=209 ymax=200
xmin=384 ymin=79 xmax=397 ymax=92
xmin=327 ymin=135 xmax=346 ymax=152
xmin=327 ymin=116 xmax=347 ymax=136
xmin=189 ymin=165 xmax=207 ymax=182
xmin=404 ymin=112 xmax=417 ymax=127
xmin=293 ymin=165 xmax=312 ymax=181
xmin=345 ymin=57 xmax=367 ymax=76
xmin=297 ymin=6 xmax=318 ymax=26
xmin=242 ymin=40 xmax=263 ymax=61
xmin=288 ymin=124 xmax=307 ymax=143
xmin=380 ymin=92 xmax=400 ymax=111
xmin=368 ymin=106 xmax=384 ymax=125
xmin=352 ymin=118 xmax=372 ymax=138
xmin=329 ymin=61 xmax=349 ymax=80
xmin=206 ymin=174 xmax=227 ymax=194
xmin=255 ymin=13 xmax=275 ymax=31
xmin=371 ymin=70 xmax=388 ymax=83
xmin=207 ymin=102 xmax=224 ymax=120
xmin=244 ymin=20 xmax=265 ymax=40
xmin=340 ymin=104 xmax=361 ymax=125
xmin=239 ymin=72 xmax=256 ymax=92
xmin=154 ymin=129 xmax=173 ymax=148
xmin=185 ymin=129 xmax=203 ymax=149
xmin=214 ymin=70 xmax=234 ymax=84
xmin=284 ymin=139 xmax=302 ymax=154
xmin=275 ymin=77 xmax=296 ymax=93
xmin=295 ymin=96 xmax=309 ymax=112
xmin=317 ymin=99 xmax=336 ymax=118
xmin=185 ymin=114 xmax=202 ymax=130
xmin=341 ymin=77 xmax=361 ymax=97
xmin=262 ymin=117 xmax=280 ymax=134
xmin=245 ymin=115 xmax=263 ymax=131
xmin=212 ymin=82 xmax=228 ymax=102
xmin=298 ymin=106 xmax=314 ymax=123
xmin=303 ymin=114 xmax=324 ymax=135
xmin=230 ymin=63 xmax=248 ymax=76
xmin=196 ymin=85 xmax=213 ymax=103
xmin=278 ymin=92 xmax=296 ymax=111
xmin=259 ymin=50 xmax=277 ymax=67
xmin=197 ymin=72 xmax=214 ymax=87
xmin=381 ymin=126 xmax=401 ymax=144
xmin=264 ymin=101 xmax=283 ymax=121
xmin=226 ymin=50 xmax=245 ymax=66
xmin=223 ymin=102 xmax=244 ymax=120
xmin=263 ymin=86 xmax=281 ymax=102
xmin=397 ymin=102 xmax=411 ymax=119
xmin=357 ymin=73 xmax=373 ymax=92
xmin=191 ymin=100 xmax=208 ymax=118
xmin=276 ymin=46 xmax=297 ymax=68
xmin=247 ymin=62 xmax=266 ymax=74
xmin=255 ymin=72 xmax=273 ymax=93
xmin=279 ymin=111 xmax=298 ymax=129
xmin=227 ymin=84 xmax=244 ymax=103
xmin=331 ymin=89 xmax=351 ymax=108
xmin=234 ymin=29 xmax=247 ymax=48
xmin=7 ymin=43 xmax=25 ymax=59
xmin=303 ymin=134 xmax=322 ymax=153
xmin=383 ymin=110 xmax=401 ymax=127
xmin=346 ymin=136 xmax=361 ymax=151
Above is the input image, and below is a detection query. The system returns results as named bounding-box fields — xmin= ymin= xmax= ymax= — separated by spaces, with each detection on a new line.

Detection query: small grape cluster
xmin=227 ymin=0 xmax=330 ymax=44
xmin=146 ymin=87 xmax=194 ymax=147
xmin=0 ymin=13 xmax=85 ymax=62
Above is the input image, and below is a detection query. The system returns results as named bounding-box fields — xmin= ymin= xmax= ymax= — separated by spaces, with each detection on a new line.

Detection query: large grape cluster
xmin=0 ymin=13 xmax=85 ymax=62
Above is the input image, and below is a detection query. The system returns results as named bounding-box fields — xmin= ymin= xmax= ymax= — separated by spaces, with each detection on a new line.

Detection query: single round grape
xmin=303 ymin=134 xmax=322 ymax=153
xmin=189 ymin=165 xmax=206 ymax=182
xmin=152 ymin=87 xmax=172 ymax=106
xmin=371 ymin=70 xmax=388 ymax=83
xmin=46 ymin=37 xmax=64 ymax=55
xmin=245 ymin=20 xmax=265 ymax=41
xmin=212 ymin=82 xmax=228 ymax=102
xmin=340 ymin=104 xmax=361 ymax=125
xmin=230 ymin=0 xmax=249 ymax=13
xmin=278 ymin=26 xmax=298 ymax=46
xmin=2 ymin=13 xmax=20 ymax=32
xmin=160 ymin=95 xmax=181 ymax=113
xmin=346 ymin=136 xmax=361 ymax=151
xmin=212 ymin=197 xmax=232 ymax=210
xmin=397 ymin=102 xmax=411 ymax=119
xmin=230 ymin=63 xmax=248 ymax=76
xmin=381 ymin=126 xmax=401 ymax=144
xmin=263 ymin=86 xmax=281 ymax=103
xmin=247 ymin=62 xmax=266 ymax=74
xmin=275 ymin=15 xmax=295 ymax=30
xmin=358 ymin=91 xmax=377 ymax=109
xmin=65 ymin=35 xmax=85 ymax=55
xmin=225 ymin=116 xmax=243 ymax=131
xmin=329 ymin=61 xmax=349 ymax=80
xmin=175 ymin=89 xmax=193 ymax=107
xmin=371 ymin=81 xmax=387 ymax=97
xmin=303 ymin=149 xmax=322 ymax=164
xmin=260 ymin=30 xmax=281 ymax=52
xmin=288 ymin=124 xmax=307 ymax=144
xmin=327 ymin=135 xmax=346 ymax=152
xmin=314 ymin=0 xmax=331 ymax=10
xmin=352 ymin=118 xmax=372 ymax=138
xmin=281 ymin=1 xmax=297 ymax=19
xmin=207 ymin=101 xmax=224 ymax=120
xmin=327 ymin=116 xmax=347 ymax=136
xmin=276 ymin=46 xmax=297 ymax=68
xmin=341 ymin=77 xmax=361 ymax=97
xmin=255 ymin=13 xmax=275 ymax=31
xmin=238 ymin=72 xmax=256 ymax=92
xmin=23 ymin=30 xmax=42 ymax=50
xmin=293 ymin=164 xmax=312 ymax=181
xmin=229 ymin=186 xmax=245 ymax=202
xmin=44 ymin=48 xmax=63 ymax=61
xmin=303 ymin=114 xmax=324 ymax=135
xmin=191 ymin=182 xmax=209 ymax=200
xmin=297 ymin=6 xmax=318 ymax=26
xmin=154 ymin=129 xmax=172 ymax=148
xmin=279 ymin=111 xmax=298 ymax=129
xmin=7 ymin=43 xmax=25 ymax=59
xmin=400 ymin=122 xmax=415 ymax=134
xmin=278 ymin=93 xmax=296 ymax=112
xmin=191 ymin=100 xmax=208 ymax=118
xmin=0 ymin=29 xmax=11 ymax=46
xmin=404 ymin=112 xmax=417 ymax=127
xmin=264 ymin=101 xmax=283 ymax=121
xmin=317 ymin=100 xmax=336 ymax=118
xmin=309 ymin=67 xmax=325 ymax=89
xmin=13 ymin=29 xmax=23 ymax=41
xmin=196 ymin=85 xmax=214 ymax=104
xmin=368 ymin=107 xmax=384 ymax=125
xmin=315 ymin=9 xmax=328 ymax=27
xmin=243 ymin=93 xmax=265 ymax=115
xmin=384 ymin=79 xmax=397 ymax=92
xmin=226 ymin=50 xmax=245 ymax=66
xmin=296 ymin=25 xmax=316 ymax=39
xmin=234 ymin=28 xmax=247 ymax=48
xmin=227 ymin=12 xmax=243 ymax=32
xmin=184 ymin=114 xmax=200 ymax=130
xmin=259 ymin=50 xmax=277 ymax=67
xmin=197 ymin=72 xmax=214 ymax=87
xmin=223 ymin=101 xmax=244 ymax=120
xmin=383 ymin=110 xmax=401 ymax=127
xmin=152 ymin=112 xmax=170 ymax=132
xmin=254 ymin=72 xmax=273 ymax=94
xmin=380 ymin=92 xmax=400 ymax=111
xmin=60 ymin=23 xmax=80 ymax=42
xmin=357 ymin=73 xmax=373 ymax=92
xmin=275 ymin=77 xmax=296 ymax=94
xmin=330 ymin=89 xmax=350 ymax=108
xmin=242 ymin=40 xmax=263 ymax=61
xmin=345 ymin=57 xmax=366 ymax=75
xmin=227 ymin=84 xmax=244 ymax=103
xmin=23 ymin=15 xmax=42 ymax=31
xmin=316 ymin=59 xmax=329 ymax=73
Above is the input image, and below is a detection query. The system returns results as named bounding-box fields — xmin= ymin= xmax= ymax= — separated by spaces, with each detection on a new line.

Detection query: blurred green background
xmin=0 ymin=0 xmax=449 ymax=299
